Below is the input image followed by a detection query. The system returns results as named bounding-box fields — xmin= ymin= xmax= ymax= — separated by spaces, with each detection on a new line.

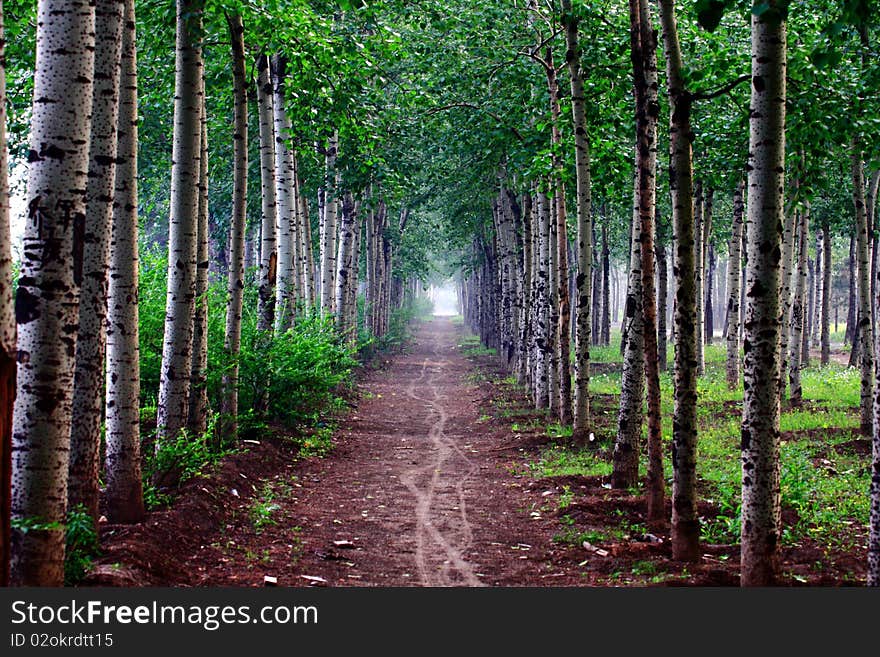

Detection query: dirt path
xmin=240 ymin=317 xmax=574 ymax=587
xmin=89 ymin=317 xmax=868 ymax=587
xmin=92 ymin=317 xmax=590 ymax=587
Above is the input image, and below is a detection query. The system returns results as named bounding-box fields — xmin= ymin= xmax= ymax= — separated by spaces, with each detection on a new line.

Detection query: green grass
xmin=458 ymin=334 xmax=497 ymax=358
xmin=527 ymin=349 xmax=868 ymax=550
xmin=529 ymin=442 xmax=612 ymax=478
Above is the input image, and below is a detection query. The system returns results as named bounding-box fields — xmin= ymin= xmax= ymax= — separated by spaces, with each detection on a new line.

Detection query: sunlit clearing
xmin=431 ymin=283 xmax=459 ymax=316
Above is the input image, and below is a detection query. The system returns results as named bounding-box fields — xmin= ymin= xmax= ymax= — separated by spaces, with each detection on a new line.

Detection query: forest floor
xmin=86 ymin=317 xmax=867 ymax=587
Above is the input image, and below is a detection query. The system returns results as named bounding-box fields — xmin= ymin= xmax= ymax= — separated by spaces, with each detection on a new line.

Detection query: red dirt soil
xmin=85 ymin=318 xmax=867 ymax=587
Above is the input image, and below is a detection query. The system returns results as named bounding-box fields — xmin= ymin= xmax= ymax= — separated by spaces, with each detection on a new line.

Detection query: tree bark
xmin=547 ymin=187 xmax=560 ymax=416
xmin=256 ymin=55 xmax=277 ymax=334
xmin=301 ymin=180 xmax=316 ymax=307
xmin=847 ymin=233 xmax=857 ymax=354
xmin=156 ymin=0 xmax=204 ymax=445
xmin=871 ymin=209 xmax=880 ymax=586
xmin=11 ymin=0 xmax=96 ymax=586
xmin=518 ymin=194 xmax=533 ymax=387
xmin=320 ymin=133 xmax=340 ymax=315
xmin=104 ymin=0 xmax=143 ymax=525
xmin=601 ymin=223 xmax=611 ymax=346
xmin=726 ymin=178 xmax=745 ymax=389
xmin=335 ymin=192 xmax=358 ymax=338
xmin=0 ymin=0 xmax=15 ymax=585
xmin=545 ymin=49 xmax=573 ymax=425
xmin=294 ymin=156 xmax=309 ymax=307
xmin=220 ymin=12 xmax=247 ymax=441
xmin=656 ymin=240 xmax=668 ymax=373
xmin=563 ymin=0 xmax=592 ymax=442
xmin=789 ymin=203 xmax=808 ymax=406
xmin=741 ymin=3 xmax=786 ymax=587
xmin=535 ymin=191 xmax=551 ymax=409
xmin=853 ymin=148 xmax=873 ymax=437
xmin=68 ymin=0 xmax=124 ymax=526
xmin=621 ymin=0 xmax=664 ymax=520
xmin=188 ymin=86 xmax=209 ymax=437
xmin=817 ymin=225 xmax=830 ymax=365
xmin=613 ymin=180 xmax=644 ymax=490
xmin=778 ymin=202 xmax=798 ymax=402
xmin=870 ymin=169 xmax=880 ymax=342
xmin=703 ymin=189 xmax=714 ymax=346
xmin=659 ymin=0 xmax=700 ymax=562
xmin=706 ymin=248 xmax=715 ymax=344
xmin=694 ymin=179 xmax=705 ymax=374
xmin=271 ymin=55 xmax=295 ymax=331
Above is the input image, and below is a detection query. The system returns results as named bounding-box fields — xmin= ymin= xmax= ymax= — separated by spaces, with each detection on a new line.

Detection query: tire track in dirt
xmin=115 ymin=317 xmax=592 ymax=588
xmin=399 ymin=339 xmax=483 ymax=586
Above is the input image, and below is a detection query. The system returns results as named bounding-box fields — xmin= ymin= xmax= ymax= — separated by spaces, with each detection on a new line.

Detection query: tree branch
xmin=425 ymin=102 xmax=524 ymax=142
xmin=692 ymin=74 xmax=750 ymax=102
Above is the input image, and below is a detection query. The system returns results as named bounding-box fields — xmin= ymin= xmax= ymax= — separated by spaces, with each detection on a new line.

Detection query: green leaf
xmin=695 ymin=0 xmax=729 ymax=32
xmin=810 ymin=48 xmax=842 ymax=69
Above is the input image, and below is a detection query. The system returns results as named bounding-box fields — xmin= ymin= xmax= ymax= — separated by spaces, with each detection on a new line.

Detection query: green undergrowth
xmin=63 ymin=505 xmax=101 ymax=585
xmin=457 ymin=333 xmax=497 ymax=358
xmin=505 ymin=342 xmax=868 ymax=552
xmin=357 ymin=295 xmax=434 ymax=357
xmin=136 ymin=250 xmax=427 ymax=512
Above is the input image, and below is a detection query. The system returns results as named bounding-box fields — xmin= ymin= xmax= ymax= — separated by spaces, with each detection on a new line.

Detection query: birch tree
xmin=220 ymin=12 xmax=247 ymax=440
xmin=320 ymin=133 xmax=340 ymax=316
xmin=187 ymin=89 xmax=209 ymax=436
xmin=156 ymin=0 xmax=204 ymax=445
xmin=68 ymin=0 xmax=125 ymax=525
xmin=726 ymin=178 xmax=745 ymax=388
xmin=789 ymin=203 xmax=809 ymax=406
xmin=0 ymin=0 xmax=13 ymax=585
xmin=11 ymin=0 xmax=96 ymax=586
xmin=335 ymin=192 xmax=358 ymax=338
xmin=853 ymin=151 xmax=873 ymax=436
xmin=562 ymin=0 xmax=593 ymax=444
xmin=820 ymin=218 xmax=831 ymax=365
xmin=741 ymin=0 xmax=787 ymax=587
xmin=630 ymin=0 xmax=664 ymax=521
xmin=658 ymin=0 xmax=700 ymax=561
xmin=256 ymin=54 xmax=277 ymax=333
xmin=613 ymin=191 xmax=644 ymax=490
xmin=272 ymin=55 xmax=296 ymax=332
xmin=104 ymin=0 xmax=143 ymax=524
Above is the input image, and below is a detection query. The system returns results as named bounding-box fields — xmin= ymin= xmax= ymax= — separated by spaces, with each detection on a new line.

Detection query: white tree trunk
xmin=68 ymin=0 xmax=125 ymax=525
xmin=741 ymin=3 xmax=786 ymax=587
xmin=188 ymin=89 xmax=209 ymax=436
xmin=320 ymin=133 xmax=340 ymax=315
xmin=0 ymin=0 xmax=15 ymax=585
xmin=535 ymin=190 xmax=551 ymax=409
xmin=726 ymin=178 xmax=745 ymax=389
xmin=613 ymin=186 xmax=644 ymax=489
xmin=104 ymin=0 xmax=143 ymax=525
xmin=256 ymin=55 xmax=277 ymax=333
xmin=271 ymin=55 xmax=295 ymax=332
xmin=156 ymin=0 xmax=204 ymax=444
xmin=789 ymin=203 xmax=809 ymax=405
xmin=335 ymin=192 xmax=357 ymax=337
xmin=11 ymin=0 xmax=96 ymax=586
xmin=220 ymin=12 xmax=247 ymax=440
